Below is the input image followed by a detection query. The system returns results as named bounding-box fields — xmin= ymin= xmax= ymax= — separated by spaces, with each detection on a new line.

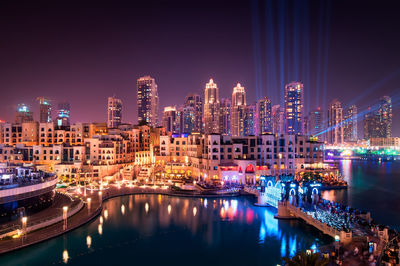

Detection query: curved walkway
xmin=0 ymin=185 xmax=242 ymax=255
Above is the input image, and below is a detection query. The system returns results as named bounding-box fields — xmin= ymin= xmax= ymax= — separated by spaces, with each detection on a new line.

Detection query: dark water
xmin=0 ymin=195 xmax=331 ymax=266
xmin=322 ymin=160 xmax=400 ymax=231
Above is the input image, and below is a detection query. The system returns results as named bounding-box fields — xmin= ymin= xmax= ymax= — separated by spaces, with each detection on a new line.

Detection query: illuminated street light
xmin=63 ymin=206 xmax=68 ymax=230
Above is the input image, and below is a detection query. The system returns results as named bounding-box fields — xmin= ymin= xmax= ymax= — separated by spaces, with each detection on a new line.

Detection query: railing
xmin=0 ymin=194 xmax=83 ymax=239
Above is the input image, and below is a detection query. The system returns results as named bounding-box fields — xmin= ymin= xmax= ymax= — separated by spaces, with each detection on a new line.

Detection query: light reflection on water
xmin=0 ymin=195 xmax=331 ymax=266
xmin=322 ymin=160 xmax=400 ymax=230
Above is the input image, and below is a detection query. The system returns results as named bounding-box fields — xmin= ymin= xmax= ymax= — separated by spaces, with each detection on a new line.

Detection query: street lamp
xmin=63 ymin=206 xmax=68 ymax=230
xmin=21 ymin=216 xmax=27 ymax=244
xmin=87 ymin=198 xmax=91 ymax=212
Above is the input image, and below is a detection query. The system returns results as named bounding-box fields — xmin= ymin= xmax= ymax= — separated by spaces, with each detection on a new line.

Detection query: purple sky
xmin=1 ymin=0 xmax=399 ymax=136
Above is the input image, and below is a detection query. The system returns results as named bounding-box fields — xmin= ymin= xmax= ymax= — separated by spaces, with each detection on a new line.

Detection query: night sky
xmin=1 ymin=0 xmax=400 ymax=136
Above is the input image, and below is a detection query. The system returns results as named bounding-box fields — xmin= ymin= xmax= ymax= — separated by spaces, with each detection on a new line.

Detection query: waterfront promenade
xmin=0 ymin=184 xmax=241 ymax=255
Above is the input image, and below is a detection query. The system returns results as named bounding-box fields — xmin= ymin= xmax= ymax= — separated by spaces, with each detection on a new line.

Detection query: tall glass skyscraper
xmin=364 ymin=96 xmax=392 ymax=139
xmin=344 ymin=105 xmax=357 ymax=142
xmin=284 ymin=82 xmax=304 ymax=135
xmin=204 ymin=79 xmax=220 ymax=134
xmin=219 ymin=98 xmax=231 ymax=135
xmin=258 ymin=96 xmax=272 ymax=134
xmin=37 ymin=97 xmax=52 ymax=123
xmin=328 ymin=99 xmax=344 ymax=144
xmin=184 ymin=93 xmax=203 ymax=133
xmin=107 ymin=96 xmax=122 ymax=128
xmin=231 ymin=83 xmax=246 ymax=137
xmin=137 ymin=76 xmax=159 ymax=127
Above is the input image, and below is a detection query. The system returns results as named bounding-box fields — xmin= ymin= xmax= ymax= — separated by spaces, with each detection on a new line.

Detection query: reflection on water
xmin=322 ymin=160 xmax=400 ymax=230
xmin=0 ymin=195 xmax=331 ymax=266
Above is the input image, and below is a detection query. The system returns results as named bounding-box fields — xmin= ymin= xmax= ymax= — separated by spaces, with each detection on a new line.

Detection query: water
xmin=0 ymin=195 xmax=330 ymax=266
xmin=2 ymin=160 xmax=399 ymax=265
xmin=322 ymin=160 xmax=400 ymax=231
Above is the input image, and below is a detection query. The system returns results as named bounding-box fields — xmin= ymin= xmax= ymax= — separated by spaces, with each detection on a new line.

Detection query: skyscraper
xmin=219 ymin=98 xmax=231 ymax=135
xmin=244 ymin=104 xmax=257 ymax=136
xmin=184 ymin=94 xmax=203 ymax=133
xmin=181 ymin=105 xmax=196 ymax=134
xmin=107 ymin=96 xmax=122 ymax=128
xmin=364 ymin=96 xmax=392 ymax=139
xmin=328 ymin=99 xmax=344 ymax=144
xmin=258 ymin=97 xmax=272 ymax=134
xmin=15 ymin=104 xmax=33 ymax=124
xmin=272 ymin=105 xmax=285 ymax=135
xmin=137 ymin=76 xmax=159 ymax=127
xmin=37 ymin=97 xmax=52 ymax=123
xmin=284 ymin=82 xmax=304 ymax=135
xmin=378 ymin=96 xmax=392 ymax=138
xmin=56 ymin=102 xmax=71 ymax=127
xmin=162 ymin=106 xmax=178 ymax=134
xmin=343 ymin=105 xmax=357 ymax=142
xmin=231 ymin=83 xmax=246 ymax=136
xmin=203 ymin=79 xmax=220 ymax=134
xmin=308 ymin=107 xmax=323 ymax=136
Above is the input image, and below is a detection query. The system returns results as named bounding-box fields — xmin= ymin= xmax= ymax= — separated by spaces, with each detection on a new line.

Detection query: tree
xmin=282 ymin=251 xmax=329 ymax=266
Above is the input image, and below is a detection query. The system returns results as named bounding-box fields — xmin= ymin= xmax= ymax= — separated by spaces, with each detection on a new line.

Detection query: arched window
xmin=245 ymin=164 xmax=255 ymax=173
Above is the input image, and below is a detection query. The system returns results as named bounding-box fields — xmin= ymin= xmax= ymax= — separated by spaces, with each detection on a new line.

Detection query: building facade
xmin=284 ymin=82 xmax=304 ymax=135
xmin=258 ymin=97 xmax=272 ymax=135
xmin=107 ymin=96 xmax=122 ymax=128
xmin=137 ymin=76 xmax=159 ymax=127
xmin=328 ymin=99 xmax=344 ymax=145
xmin=203 ymin=79 xmax=220 ymax=134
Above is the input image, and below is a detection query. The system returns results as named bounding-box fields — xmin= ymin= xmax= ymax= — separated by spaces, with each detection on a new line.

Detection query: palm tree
xmin=282 ymin=251 xmax=329 ymax=266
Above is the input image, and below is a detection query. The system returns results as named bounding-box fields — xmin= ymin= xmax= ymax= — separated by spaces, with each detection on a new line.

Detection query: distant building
xmin=184 ymin=94 xmax=203 ymax=133
xmin=181 ymin=105 xmax=196 ymax=134
xmin=327 ymin=99 xmax=344 ymax=144
xmin=37 ymin=97 xmax=52 ymax=123
xmin=308 ymin=107 xmax=324 ymax=141
xmin=55 ymin=102 xmax=71 ymax=127
xmin=258 ymin=97 xmax=272 ymax=134
xmin=231 ymin=83 xmax=246 ymax=136
xmin=137 ymin=76 xmax=159 ymax=127
xmin=162 ymin=106 xmax=178 ymax=134
xmin=272 ymin=105 xmax=285 ymax=135
xmin=107 ymin=96 xmax=122 ymax=128
xmin=284 ymin=82 xmax=304 ymax=135
xmin=219 ymin=98 xmax=231 ymax=135
xmin=203 ymin=79 xmax=220 ymax=134
xmin=344 ymin=105 xmax=357 ymax=142
xmin=15 ymin=104 xmax=33 ymax=124
xmin=364 ymin=96 xmax=392 ymax=139
xmin=244 ymin=104 xmax=257 ymax=136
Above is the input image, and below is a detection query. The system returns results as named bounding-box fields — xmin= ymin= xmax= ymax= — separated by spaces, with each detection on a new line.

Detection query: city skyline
xmin=1 ymin=1 xmax=400 ymax=135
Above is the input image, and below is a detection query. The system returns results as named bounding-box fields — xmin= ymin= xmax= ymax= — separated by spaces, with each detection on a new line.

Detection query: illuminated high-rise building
xmin=203 ymin=79 xmax=220 ymax=134
xmin=56 ymin=102 xmax=71 ymax=127
xmin=107 ymin=96 xmax=122 ymax=128
xmin=284 ymin=82 xmax=304 ymax=135
xmin=308 ymin=107 xmax=323 ymax=136
xmin=162 ymin=106 xmax=178 ymax=134
xmin=181 ymin=105 xmax=196 ymax=134
xmin=258 ymin=97 xmax=272 ymax=134
xmin=184 ymin=93 xmax=203 ymax=133
xmin=377 ymin=96 xmax=392 ymax=138
xmin=231 ymin=83 xmax=246 ymax=136
xmin=219 ymin=98 xmax=231 ymax=135
xmin=364 ymin=96 xmax=392 ymax=139
xmin=343 ymin=105 xmax=357 ymax=142
xmin=328 ymin=99 xmax=344 ymax=144
xmin=15 ymin=104 xmax=33 ymax=124
xmin=137 ymin=76 xmax=159 ymax=127
xmin=244 ymin=104 xmax=257 ymax=136
xmin=37 ymin=97 xmax=52 ymax=123
xmin=272 ymin=105 xmax=284 ymax=134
